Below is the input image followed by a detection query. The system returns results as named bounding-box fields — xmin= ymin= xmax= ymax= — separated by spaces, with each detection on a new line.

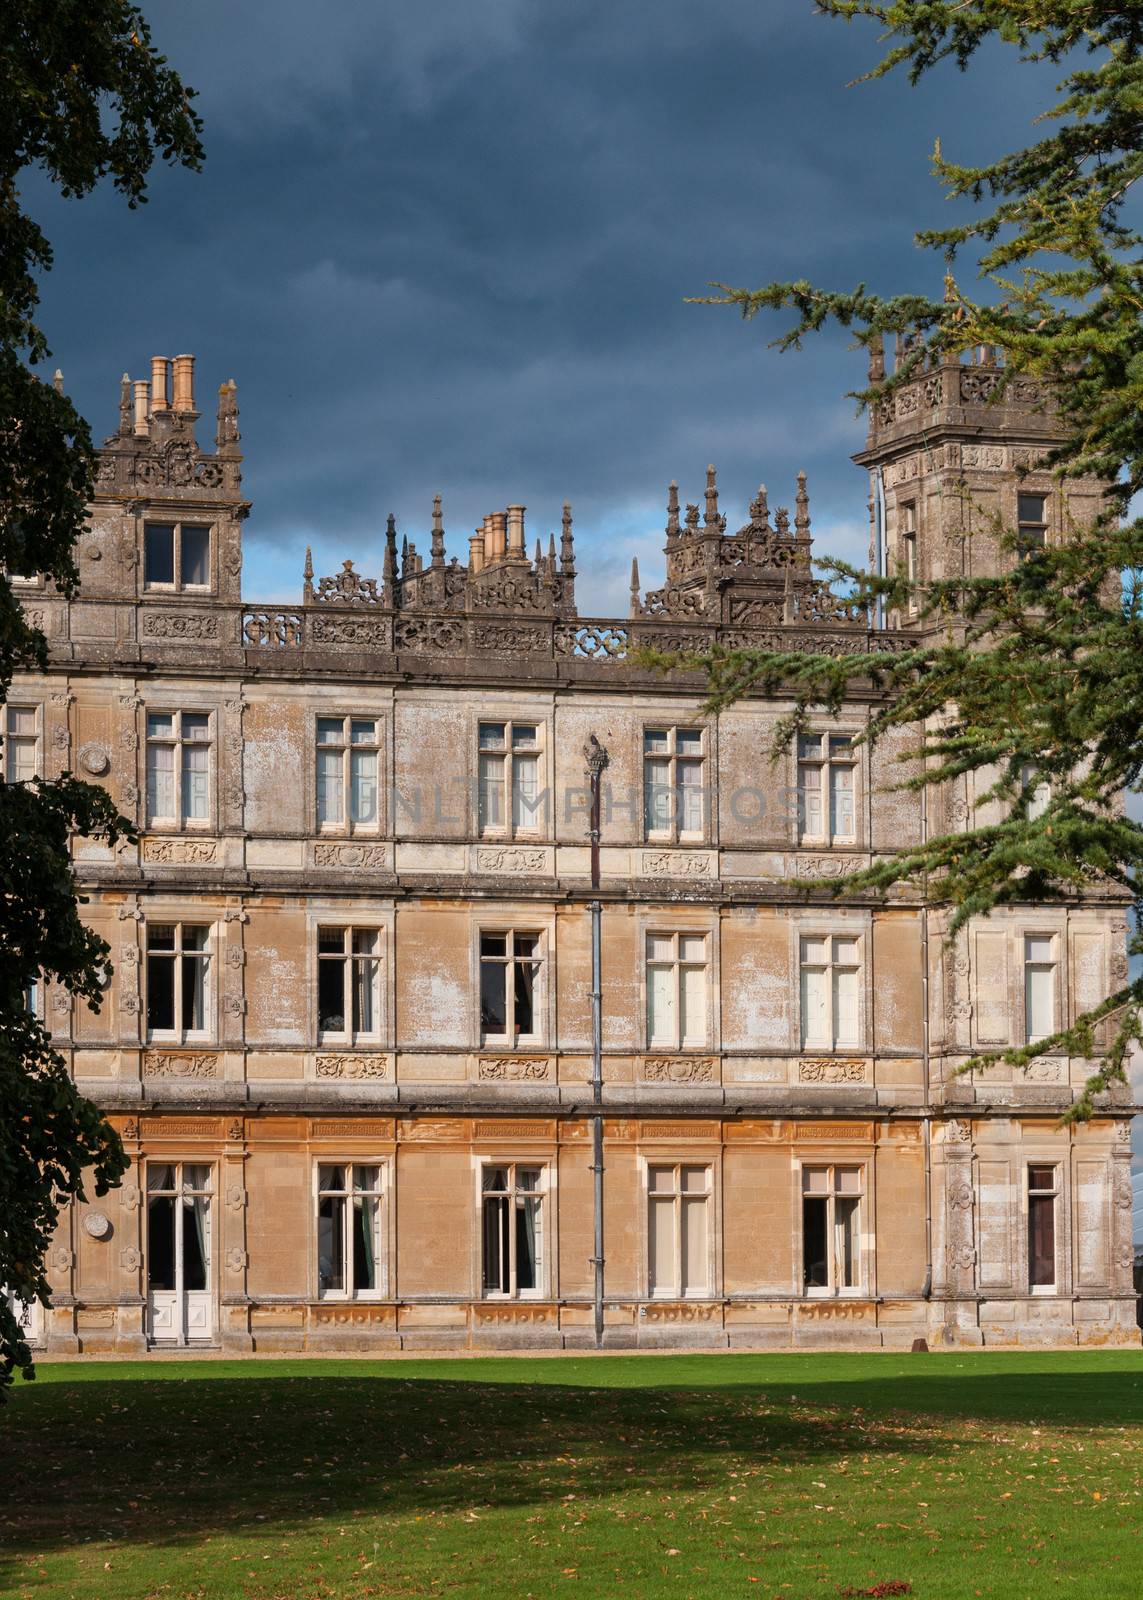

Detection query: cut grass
xmin=4 ymin=1350 xmax=1143 ymax=1599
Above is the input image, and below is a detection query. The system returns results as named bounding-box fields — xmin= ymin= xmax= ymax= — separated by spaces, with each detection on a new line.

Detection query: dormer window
xmin=144 ymin=522 xmax=211 ymax=591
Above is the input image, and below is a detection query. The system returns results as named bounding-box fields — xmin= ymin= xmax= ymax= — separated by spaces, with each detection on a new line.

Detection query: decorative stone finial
xmin=795 ymin=471 xmax=810 ymax=538
xmin=867 ymin=335 xmax=885 ymax=384
xmin=303 ymin=546 xmax=314 ymax=603
xmin=216 ymin=379 xmax=240 ymax=450
xmin=430 ymin=494 xmax=445 ymax=567
xmin=383 ymin=513 xmax=399 ymax=604
xmin=629 ymin=557 xmax=641 ymax=617
xmin=666 ymin=481 xmax=680 ymax=540
xmin=750 ymin=484 xmax=770 ymax=531
xmin=560 ymin=502 xmax=575 ymax=574
xmin=704 ymin=464 xmax=720 ymax=530
xmin=118 ymin=373 xmax=132 ymax=436
xmin=685 ymin=502 xmax=700 ymax=533
xmin=53 ymin=369 xmax=64 ymax=394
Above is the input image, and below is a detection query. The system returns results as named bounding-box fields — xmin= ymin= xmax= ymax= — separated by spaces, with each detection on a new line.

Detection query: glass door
xmin=146 ymin=1163 xmax=213 ymax=1343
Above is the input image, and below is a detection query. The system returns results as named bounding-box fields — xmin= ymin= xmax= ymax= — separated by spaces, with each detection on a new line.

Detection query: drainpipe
xmin=585 ymin=734 xmax=609 ymax=1351
xmin=921 ymin=778 xmax=933 ymax=1302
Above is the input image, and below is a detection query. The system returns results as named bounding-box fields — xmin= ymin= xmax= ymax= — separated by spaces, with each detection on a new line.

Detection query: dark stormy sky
xmin=29 ymin=1 xmax=1048 ymax=614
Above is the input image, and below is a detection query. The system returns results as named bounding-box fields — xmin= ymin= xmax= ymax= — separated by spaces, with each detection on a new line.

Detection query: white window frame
xmin=480 ymin=1162 xmax=547 ymax=1300
xmin=1026 ymin=1162 xmax=1060 ymax=1295
xmin=1 ymin=704 xmax=40 ymax=783
xmin=796 ymin=733 xmax=858 ymax=845
xmin=143 ymin=519 xmax=213 ymax=592
xmin=476 ymin=720 xmax=544 ymax=838
xmin=642 ymin=725 xmax=707 ymax=842
xmin=645 ymin=931 xmax=709 ymax=1050
xmin=478 ymin=929 xmax=544 ymax=1047
xmin=1020 ymin=763 xmax=1051 ymax=821
xmin=1023 ymin=933 xmax=1058 ymax=1044
xmin=315 ymin=1161 xmax=387 ymax=1300
xmin=145 ymin=709 xmax=213 ymax=829
xmin=314 ymin=714 xmax=382 ymax=835
xmin=900 ymin=502 xmax=918 ymax=616
xmin=646 ymin=1162 xmax=712 ymax=1299
xmin=800 ymin=1163 xmax=865 ymax=1296
xmin=1016 ymin=491 xmax=1048 ymax=559
xmin=316 ymin=925 xmax=383 ymax=1045
xmin=145 ymin=921 xmax=213 ymax=1043
xmin=799 ymin=933 xmax=862 ymax=1050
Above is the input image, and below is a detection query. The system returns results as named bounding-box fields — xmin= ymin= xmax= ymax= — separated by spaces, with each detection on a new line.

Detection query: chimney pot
xmin=506 ymin=504 xmax=526 ymax=557
xmin=172 ymin=354 xmax=195 ymax=411
xmin=150 ymin=356 xmax=171 ymax=411
xmin=133 ymin=380 xmax=151 ymax=437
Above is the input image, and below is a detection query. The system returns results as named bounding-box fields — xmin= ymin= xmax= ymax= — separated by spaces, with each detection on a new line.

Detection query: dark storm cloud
xmin=28 ymin=0 xmax=1047 ymax=612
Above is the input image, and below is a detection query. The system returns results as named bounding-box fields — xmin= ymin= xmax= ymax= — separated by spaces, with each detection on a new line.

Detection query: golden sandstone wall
xmin=9 ymin=351 xmax=1137 ymax=1356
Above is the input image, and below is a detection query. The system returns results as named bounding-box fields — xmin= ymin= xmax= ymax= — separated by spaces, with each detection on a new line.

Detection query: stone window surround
xmin=468 ymin=702 xmax=554 ymax=844
xmin=641 ymin=719 xmax=712 ymax=846
xmin=312 ymin=1157 xmax=391 ymax=1302
xmin=139 ymin=700 xmax=220 ymax=835
xmin=305 ymin=905 xmax=395 ymax=1051
xmin=144 ymin=916 xmax=217 ymax=1046
xmin=308 ymin=706 xmax=388 ymax=838
xmin=797 ymin=1159 xmax=867 ymax=1297
xmin=476 ymin=1159 xmax=551 ymax=1301
xmin=637 ymin=1151 xmax=721 ymax=1302
xmin=789 ymin=913 xmax=868 ymax=1055
xmin=1 ymin=699 xmax=41 ymax=783
xmin=141 ymin=515 xmax=215 ymax=595
xmin=472 ymin=915 xmax=552 ymax=1051
xmin=635 ymin=908 xmax=720 ymax=1055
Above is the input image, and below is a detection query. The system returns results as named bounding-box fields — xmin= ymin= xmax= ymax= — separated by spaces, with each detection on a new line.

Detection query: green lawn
xmin=4 ymin=1351 xmax=1143 ymax=1599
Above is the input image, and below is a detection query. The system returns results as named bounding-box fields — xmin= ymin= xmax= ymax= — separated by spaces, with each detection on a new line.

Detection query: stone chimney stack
xmin=488 ymin=512 xmax=507 ymax=563
xmin=507 ymin=504 xmax=526 ymax=559
xmin=133 ymin=380 xmax=151 ymax=437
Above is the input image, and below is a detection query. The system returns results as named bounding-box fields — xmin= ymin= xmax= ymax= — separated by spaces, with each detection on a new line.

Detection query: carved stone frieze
xmin=313 ymin=841 xmax=388 ymax=868
xmin=314 ymin=1054 xmax=393 ymax=1080
xmin=141 ymin=610 xmax=220 ymax=640
xmin=142 ymin=1051 xmax=221 ymax=1078
xmin=642 ymin=1057 xmax=717 ymax=1084
xmin=640 ymin=851 xmax=712 ymax=878
xmin=395 ymin=616 xmax=463 ymax=652
xmin=476 ymin=846 xmax=547 ymax=874
xmin=310 ymin=614 xmax=391 ymax=649
xmin=476 ymin=1057 xmax=553 ymax=1081
xmin=798 ymin=1058 xmax=868 ymax=1084
xmin=471 ymin=622 xmax=549 ymax=653
xmin=794 ymin=854 xmax=855 ymax=879
xmin=142 ymin=836 xmax=219 ymax=865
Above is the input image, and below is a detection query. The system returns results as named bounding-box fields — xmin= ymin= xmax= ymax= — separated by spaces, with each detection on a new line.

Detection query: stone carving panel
xmin=476 ymin=847 xmax=547 ymax=874
xmin=142 ymin=1052 xmax=221 ymax=1079
xmin=141 ymin=610 xmax=219 ymax=640
xmin=313 ymin=841 xmax=389 ymax=868
xmin=798 ymin=1058 xmax=869 ymax=1084
xmin=314 ymin=1054 xmax=393 ymax=1080
xmin=476 ymin=1057 xmax=553 ymax=1082
xmin=640 ymin=851 xmax=712 ymax=878
xmin=142 ymin=837 xmax=219 ymax=865
xmin=642 ymin=1057 xmax=717 ymax=1084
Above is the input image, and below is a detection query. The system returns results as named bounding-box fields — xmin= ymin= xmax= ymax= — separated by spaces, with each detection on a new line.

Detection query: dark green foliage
xmin=0 ymin=2 xmax=201 ymax=1391
xmin=663 ymin=3 xmax=1143 ymax=1115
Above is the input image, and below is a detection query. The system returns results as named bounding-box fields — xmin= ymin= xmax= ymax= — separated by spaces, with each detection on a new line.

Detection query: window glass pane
xmin=352 ymin=930 xmax=377 ymax=956
xmin=828 ymin=736 xmax=853 ymax=759
xmin=1026 ymin=963 xmax=1054 ymax=1040
xmin=353 ymin=1195 xmax=379 ymax=1291
xmin=182 ymin=1195 xmax=209 ymax=1291
xmin=643 ymin=729 xmax=669 ymax=754
xmin=516 ymin=1195 xmax=540 ymax=1289
xmin=181 ymin=525 xmax=210 ymax=585
xmin=7 ymin=707 xmax=36 ymax=736
xmin=1025 ymin=936 xmax=1054 ymax=964
xmin=802 ymin=1167 xmax=829 ymax=1195
xmin=483 ymin=1167 xmax=509 ymax=1192
xmin=803 ymin=1195 xmax=829 ymax=1288
xmin=1018 ymin=492 xmax=1046 ymax=524
xmin=647 ymin=962 xmax=675 ymax=1043
xmin=352 ymin=953 xmax=377 ymax=1034
xmin=647 ymin=934 xmax=674 ymax=962
xmin=680 ymin=962 xmax=706 ymax=1045
xmin=182 ymin=952 xmax=206 ymax=1031
xmin=182 ymin=713 xmax=210 ymax=741
xmin=647 ymin=1165 xmax=676 ymax=1194
xmin=676 ymin=729 xmax=702 ymax=755
xmin=146 ymin=744 xmax=175 ymax=821
xmin=481 ymin=933 xmax=507 ymax=958
xmin=478 ymin=723 xmax=505 ymax=750
xmin=801 ymin=936 xmax=827 ymax=966
xmin=147 ymin=1195 xmax=176 ymax=1290
xmin=511 ymin=724 xmax=537 ymax=748
xmin=318 ymin=1165 xmax=346 ymax=1190
xmin=318 ymin=954 xmax=346 ymax=1033
xmin=797 ymin=735 xmax=823 ymax=761
xmin=1028 ymin=1165 xmax=1056 ymax=1192
xmin=316 ymin=748 xmax=344 ymax=826
xmin=318 ymin=1194 xmax=345 ymax=1293
xmin=350 ymin=748 xmax=377 ymax=824
xmin=350 ymin=720 xmax=376 ymax=745
xmin=835 ymin=1166 xmax=862 ymax=1194
xmin=147 ymin=952 xmax=175 ymax=1031
xmin=480 ymin=957 xmax=507 ymax=1034
xmin=318 ymin=928 xmax=345 ymax=953
xmin=182 ymin=926 xmax=208 ymax=952
xmin=644 ymin=758 xmax=672 ymax=832
xmin=829 ymin=765 xmax=854 ymax=838
xmin=832 ymin=937 xmax=859 ymax=964
xmin=8 ymin=736 xmax=37 ymax=783
xmin=511 ymin=752 xmax=540 ymax=828
xmin=149 ymin=924 xmax=176 ymax=951
xmin=147 ymin=713 xmax=174 ymax=740
xmin=478 ymin=752 xmax=504 ymax=830
xmin=517 ymin=1167 xmax=541 ymax=1192
xmin=836 ymin=1196 xmax=860 ymax=1288
xmin=678 ymin=760 xmax=704 ymax=833
xmin=482 ymin=1196 xmax=508 ymax=1293
xmin=800 ymin=964 xmax=828 ymax=1046
xmin=681 ymin=1195 xmax=708 ymax=1294
xmin=144 ymin=524 xmax=175 ymax=585
xmin=514 ymin=951 xmax=536 ymax=1035
xmin=798 ymin=766 xmax=823 ymax=837
xmin=316 ymin=717 xmax=344 ymax=745
xmin=1029 ymin=1193 xmax=1056 ymax=1286
xmin=182 ymin=742 xmax=209 ymax=820
xmin=679 ymin=935 xmax=705 ymax=963
xmin=147 ymin=1164 xmax=176 ymax=1192
xmin=649 ymin=1196 xmax=675 ymax=1295
xmin=833 ymin=967 xmax=860 ymax=1046
xmin=354 ymin=1165 xmax=380 ymax=1192
xmin=681 ymin=1165 xmax=708 ymax=1193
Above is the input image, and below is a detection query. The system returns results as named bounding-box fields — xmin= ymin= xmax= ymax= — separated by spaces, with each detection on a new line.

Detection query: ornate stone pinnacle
xmin=430 ymin=494 xmax=445 ymax=566
xmin=795 ymin=471 xmax=810 ymax=537
xmin=119 ymin=372 xmax=132 ymax=436
xmin=629 ymin=557 xmax=641 ymax=617
xmin=704 ymin=464 xmax=720 ymax=529
xmin=666 ymin=481 xmax=680 ymax=539
xmin=560 ymin=502 xmax=575 ymax=574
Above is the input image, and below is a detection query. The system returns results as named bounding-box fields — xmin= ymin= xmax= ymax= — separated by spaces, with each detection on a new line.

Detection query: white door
xmin=146 ymin=1163 xmax=214 ymax=1344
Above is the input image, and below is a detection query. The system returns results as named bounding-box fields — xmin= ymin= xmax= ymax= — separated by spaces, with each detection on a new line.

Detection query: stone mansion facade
xmin=10 ymin=348 xmax=1137 ymax=1354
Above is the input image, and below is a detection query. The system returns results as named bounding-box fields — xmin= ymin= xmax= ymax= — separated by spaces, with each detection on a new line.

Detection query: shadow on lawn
xmin=3 ymin=1364 xmax=1141 ymax=1578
